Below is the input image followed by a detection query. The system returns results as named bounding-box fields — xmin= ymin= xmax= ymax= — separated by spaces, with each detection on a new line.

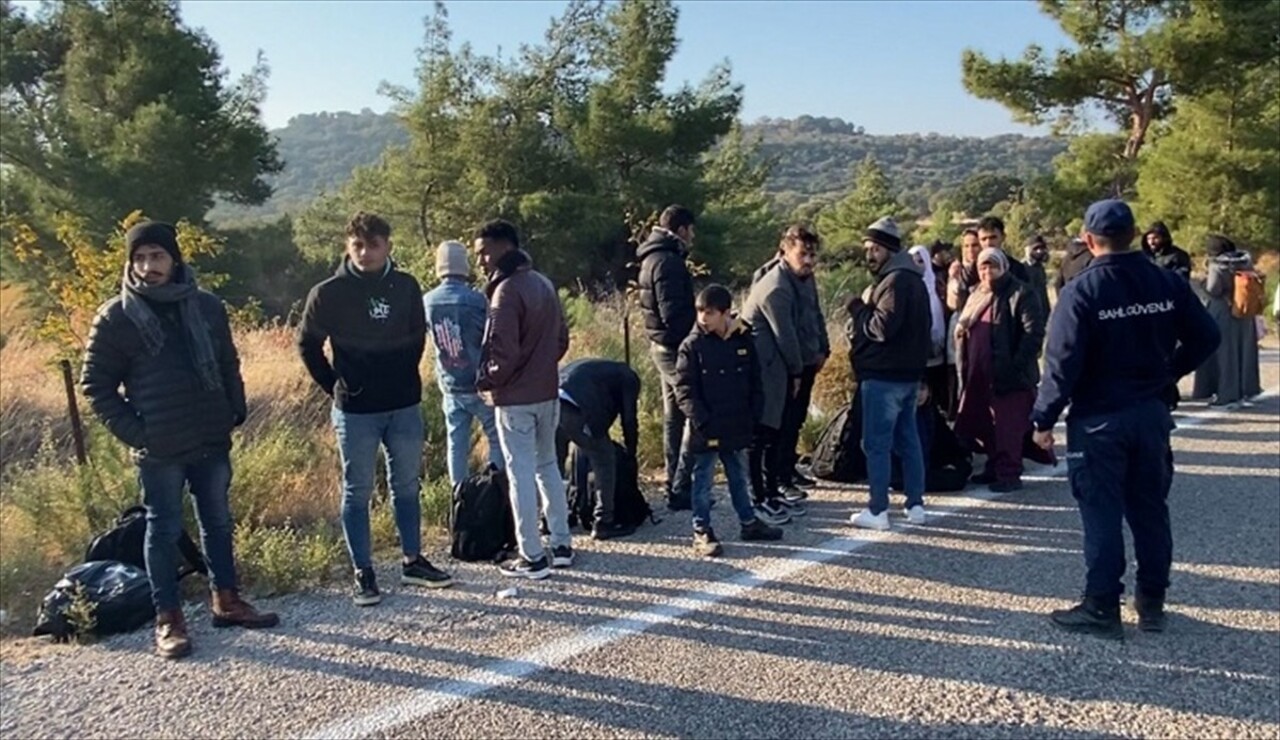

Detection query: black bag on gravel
xmin=32 ymin=561 xmax=154 ymax=641
xmin=809 ymin=398 xmax=868 ymax=484
xmin=84 ymin=505 xmax=208 ymax=579
xmin=567 ymin=442 xmax=656 ymax=529
xmin=449 ymin=466 xmax=516 ymax=563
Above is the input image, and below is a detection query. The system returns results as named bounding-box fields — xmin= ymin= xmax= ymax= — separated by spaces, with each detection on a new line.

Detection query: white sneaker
xmin=905 ymin=505 xmax=926 ymax=525
xmin=850 ymin=509 xmax=890 ymax=531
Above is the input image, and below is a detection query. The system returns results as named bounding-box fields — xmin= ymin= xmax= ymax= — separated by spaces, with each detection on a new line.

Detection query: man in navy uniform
xmin=1032 ymin=199 xmax=1220 ymax=639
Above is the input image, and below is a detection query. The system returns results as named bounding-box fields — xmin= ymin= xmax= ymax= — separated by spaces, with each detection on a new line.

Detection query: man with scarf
xmin=82 ymin=221 xmax=278 ymax=660
xmin=1142 ymin=222 xmax=1191 ymax=280
xmin=474 ymin=219 xmax=573 ymax=580
xmin=299 ymin=212 xmax=454 ymax=608
xmin=1033 ymin=200 xmax=1219 ymax=639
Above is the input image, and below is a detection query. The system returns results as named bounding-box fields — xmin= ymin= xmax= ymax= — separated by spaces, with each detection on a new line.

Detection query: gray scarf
xmin=120 ymin=263 xmax=223 ymax=391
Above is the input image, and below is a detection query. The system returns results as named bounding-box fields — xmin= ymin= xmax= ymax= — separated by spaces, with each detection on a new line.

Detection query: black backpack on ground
xmin=809 ymin=398 xmax=868 ymax=484
xmin=84 ymin=505 xmax=208 ymax=579
xmin=450 ymin=467 xmax=517 ymax=563
xmin=568 ymin=442 xmax=657 ymax=529
xmin=32 ymin=561 xmax=154 ymax=641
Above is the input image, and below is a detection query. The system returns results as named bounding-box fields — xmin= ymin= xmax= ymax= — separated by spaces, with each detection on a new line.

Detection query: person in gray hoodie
xmin=743 ymin=225 xmax=822 ymax=524
xmin=846 ymin=217 xmax=931 ymax=532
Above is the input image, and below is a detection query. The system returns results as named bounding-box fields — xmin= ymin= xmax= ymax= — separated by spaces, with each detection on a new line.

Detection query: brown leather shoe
xmin=211 ymin=589 xmax=280 ymax=629
xmin=155 ymin=610 xmax=192 ymax=660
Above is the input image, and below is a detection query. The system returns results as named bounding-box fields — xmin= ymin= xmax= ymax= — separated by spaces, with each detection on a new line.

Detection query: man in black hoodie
xmin=299 ymin=212 xmax=453 ymax=607
xmin=1142 ymin=222 xmax=1192 ymax=280
xmin=636 ymin=204 xmax=697 ymax=510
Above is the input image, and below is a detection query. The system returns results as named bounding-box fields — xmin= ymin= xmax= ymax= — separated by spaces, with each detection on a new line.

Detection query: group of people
xmin=79 ymin=193 xmax=1257 ymax=658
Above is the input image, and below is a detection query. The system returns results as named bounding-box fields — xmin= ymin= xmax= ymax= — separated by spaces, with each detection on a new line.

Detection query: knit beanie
xmin=125 ymin=221 xmax=182 ymax=264
xmin=864 ymin=217 xmax=902 ymax=252
xmin=435 ymin=240 xmax=470 ymax=278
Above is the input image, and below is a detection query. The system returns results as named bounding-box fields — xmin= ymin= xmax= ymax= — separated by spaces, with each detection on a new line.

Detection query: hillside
xmin=208 ymin=112 xmax=1065 ymax=224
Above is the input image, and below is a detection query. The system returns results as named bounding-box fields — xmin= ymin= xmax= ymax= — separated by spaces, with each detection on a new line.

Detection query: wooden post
xmin=59 ymin=359 xmax=87 ymax=466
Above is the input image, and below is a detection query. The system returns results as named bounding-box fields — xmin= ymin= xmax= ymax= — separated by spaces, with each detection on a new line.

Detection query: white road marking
xmin=299 ymin=391 xmax=1277 ymax=740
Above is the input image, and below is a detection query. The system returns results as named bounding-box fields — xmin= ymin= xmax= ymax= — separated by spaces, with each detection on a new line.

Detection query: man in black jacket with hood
xmin=299 ymin=212 xmax=453 ymax=607
xmin=636 ymin=204 xmax=697 ymax=510
xmin=1053 ymin=237 xmax=1092 ymax=297
xmin=82 ymin=220 xmax=278 ymax=660
xmin=1142 ymin=222 xmax=1192 ymax=280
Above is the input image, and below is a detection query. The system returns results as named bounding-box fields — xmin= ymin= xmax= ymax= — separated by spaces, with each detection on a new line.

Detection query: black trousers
xmin=777 ymin=365 xmax=819 ymax=484
xmin=1067 ymin=398 xmax=1174 ymax=606
xmin=749 ymin=424 xmax=781 ymax=505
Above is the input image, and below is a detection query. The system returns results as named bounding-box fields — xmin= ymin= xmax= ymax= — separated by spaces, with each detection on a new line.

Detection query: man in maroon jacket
xmin=474 ymin=220 xmax=573 ymax=580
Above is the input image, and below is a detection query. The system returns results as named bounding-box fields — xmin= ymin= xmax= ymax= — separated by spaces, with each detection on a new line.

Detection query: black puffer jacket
xmin=674 ymin=318 xmax=762 ymax=454
xmin=1053 ymin=240 xmax=1092 ymax=293
xmin=636 ymin=228 xmax=695 ymax=348
xmin=81 ymin=293 xmax=246 ymax=465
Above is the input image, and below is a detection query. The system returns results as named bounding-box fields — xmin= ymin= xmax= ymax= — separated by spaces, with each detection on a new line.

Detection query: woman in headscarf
xmin=909 ymin=245 xmax=954 ymax=418
xmin=1191 ymin=235 xmax=1262 ymax=407
xmin=953 ymin=248 xmax=1047 ymax=492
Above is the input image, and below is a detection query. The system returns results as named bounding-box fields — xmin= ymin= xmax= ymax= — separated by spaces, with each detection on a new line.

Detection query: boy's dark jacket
xmin=673 ymin=317 xmax=763 ymax=453
xmin=298 ymin=259 xmax=426 ymax=414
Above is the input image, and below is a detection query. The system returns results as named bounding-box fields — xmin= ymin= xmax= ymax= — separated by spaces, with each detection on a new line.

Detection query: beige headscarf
xmin=956 ymin=248 xmax=1009 ymax=334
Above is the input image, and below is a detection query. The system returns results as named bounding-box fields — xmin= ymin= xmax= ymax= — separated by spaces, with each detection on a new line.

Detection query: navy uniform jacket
xmin=1032 ymin=251 xmax=1220 ymax=431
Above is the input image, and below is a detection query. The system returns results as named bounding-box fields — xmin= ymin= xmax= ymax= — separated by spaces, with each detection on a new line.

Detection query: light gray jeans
xmin=495 ymin=399 xmax=572 ymax=562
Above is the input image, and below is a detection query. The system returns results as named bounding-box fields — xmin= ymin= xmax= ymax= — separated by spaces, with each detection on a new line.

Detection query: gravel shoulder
xmin=2 ymin=355 xmax=1277 ymax=740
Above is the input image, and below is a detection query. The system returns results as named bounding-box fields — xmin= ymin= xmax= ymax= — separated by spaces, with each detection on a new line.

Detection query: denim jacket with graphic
xmin=423 ymin=277 xmax=489 ymax=394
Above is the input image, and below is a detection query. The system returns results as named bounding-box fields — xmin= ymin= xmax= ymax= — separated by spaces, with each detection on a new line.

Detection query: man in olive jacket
xmin=81 ymin=220 xmax=277 ymax=660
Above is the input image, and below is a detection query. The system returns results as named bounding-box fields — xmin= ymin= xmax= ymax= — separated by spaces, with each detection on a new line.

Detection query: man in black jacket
xmin=1142 ymin=222 xmax=1192 ymax=280
xmin=636 ymin=204 xmax=697 ymax=511
xmin=298 ymin=212 xmax=453 ymax=607
xmin=846 ymin=217 xmax=931 ymax=532
xmin=1053 ymin=237 xmax=1092 ymax=297
xmin=81 ymin=221 xmax=278 ymax=660
xmin=556 ymin=359 xmax=641 ymax=540
xmin=976 ymin=215 xmax=1032 ymax=284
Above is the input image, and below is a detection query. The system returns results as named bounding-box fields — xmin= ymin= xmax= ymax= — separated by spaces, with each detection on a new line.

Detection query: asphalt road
xmin=2 ymin=353 xmax=1277 ymax=740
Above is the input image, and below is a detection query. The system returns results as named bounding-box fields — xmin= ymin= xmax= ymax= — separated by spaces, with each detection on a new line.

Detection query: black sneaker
xmin=778 ymin=496 xmax=808 ymax=517
xmin=740 ymin=518 xmax=783 ymax=541
xmin=402 ymin=556 xmax=454 ymax=589
xmin=592 ymin=521 xmax=637 ymax=541
xmin=781 ymin=484 xmax=808 ymax=503
xmin=499 ymin=556 xmax=551 ymax=580
xmin=352 ymin=568 xmax=382 ymax=606
xmin=1050 ymin=598 xmax=1123 ymax=640
xmin=1134 ymin=594 xmax=1167 ymax=633
xmin=990 ymin=479 xmax=1024 ymax=493
xmin=971 ymin=471 xmax=997 ymax=485
xmin=792 ymin=471 xmax=817 ymax=488
xmin=755 ymin=499 xmax=791 ymax=525
xmin=551 ymin=545 xmax=574 ymax=568
xmin=693 ymin=528 xmax=723 ymax=558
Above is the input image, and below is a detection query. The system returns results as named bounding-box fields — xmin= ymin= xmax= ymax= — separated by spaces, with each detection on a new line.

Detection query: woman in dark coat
xmin=1191 ymin=235 xmax=1262 ymax=407
xmin=953 ymin=248 xmax=1047 ymax=492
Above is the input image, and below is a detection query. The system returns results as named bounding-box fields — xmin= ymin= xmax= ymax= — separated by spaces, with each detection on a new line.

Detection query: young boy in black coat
xmin=674 ymin=285 xmax=783 ymax=557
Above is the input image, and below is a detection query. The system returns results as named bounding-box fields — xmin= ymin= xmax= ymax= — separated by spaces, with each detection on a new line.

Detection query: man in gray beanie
xmin=81 ymin=220 xmax=278 ymax=660
xmin=423 ymin=240 xmax=504 ymax=487
xmin=845 ymin=216 xmax=931 ymax=532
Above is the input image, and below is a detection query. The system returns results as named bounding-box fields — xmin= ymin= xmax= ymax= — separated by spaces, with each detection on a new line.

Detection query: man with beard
xmin=1142 ymin=222 xmax=1192 ymax=280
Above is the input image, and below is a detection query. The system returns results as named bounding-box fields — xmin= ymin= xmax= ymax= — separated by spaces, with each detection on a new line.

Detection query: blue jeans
xmin=442 ymin=392 xmax=503 ymax=487
xmin=139 ymin=451 xmax=236 ymax=613
xmin=861 ymin=380 xmax=925 ymax=515
xmin=495 ymin=400 xmax=572 ymax=562
xmin=331 ymin=404 xmax=424 ymax=570
xmin=690 ymin=449 xmax=757 ymax=532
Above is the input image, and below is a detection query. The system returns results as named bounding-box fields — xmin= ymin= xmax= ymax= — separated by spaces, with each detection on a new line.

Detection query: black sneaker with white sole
xmin=792 ymin=470 xmax=817 ymax=488
xmin=779 ymin=496 xmax=807 ymax=517
xmin=499 ymin=556 xmax=551 ymax=580
xmin=755 ymin=499 xmax=792 ymax=525
xmin=740 ymin=518 xmax=783 ymax=541
xmin=352 ymin=567 xmax=382 ymax=606
xmin=780 ymin=484 xmax=808 ymax=503
xmin=552 ymin=545 xmax=574 ymax=568
xmin=401 ymin=556 xmax=454 ymax=588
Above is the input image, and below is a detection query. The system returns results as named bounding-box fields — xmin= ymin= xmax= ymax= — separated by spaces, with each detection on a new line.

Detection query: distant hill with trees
xmin=209 ymin=111 xmax=1065 ymax=224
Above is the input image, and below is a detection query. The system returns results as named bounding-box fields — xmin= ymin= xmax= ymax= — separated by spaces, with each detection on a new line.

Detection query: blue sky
xmin=36 ymin=0 xmax=1077 ymax=136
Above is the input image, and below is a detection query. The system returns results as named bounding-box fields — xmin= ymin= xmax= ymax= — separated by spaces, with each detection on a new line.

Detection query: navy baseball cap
xmin=1084 ymin=199 xmax=1135 ymax=237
